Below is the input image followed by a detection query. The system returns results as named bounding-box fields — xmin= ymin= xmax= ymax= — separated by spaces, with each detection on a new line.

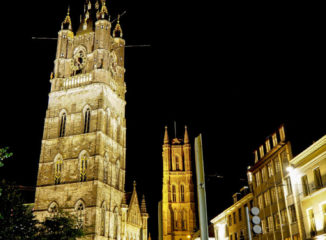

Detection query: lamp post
xmin=195 ymin=134 xmax=209 ymax=240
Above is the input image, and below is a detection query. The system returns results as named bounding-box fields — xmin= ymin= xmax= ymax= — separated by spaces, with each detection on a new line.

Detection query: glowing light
xmin=187 ymin=235 xmax=191 ymax=239
xmin=286 ymin=166 xmax=294 ymax=173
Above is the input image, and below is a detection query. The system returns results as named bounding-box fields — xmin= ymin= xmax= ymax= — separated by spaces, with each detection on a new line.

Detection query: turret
xmin=183 ymin=126 xmax=191 ymax=171
xmin=141 ymin=195 xmax=149 ymax=240
xmin=162 ymin=126 xmax=171 ymax=172
xmin=94 ymin=0 xmax=111 ymax=50
xmin=55 ymin=6 xmax=74 ymax=78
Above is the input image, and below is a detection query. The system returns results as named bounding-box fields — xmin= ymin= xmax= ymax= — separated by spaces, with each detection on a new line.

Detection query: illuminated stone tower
xmin=162 ymin=126 xmax=197 ymax=240
xmin=34 ymin=1 xmax=148 ymax=239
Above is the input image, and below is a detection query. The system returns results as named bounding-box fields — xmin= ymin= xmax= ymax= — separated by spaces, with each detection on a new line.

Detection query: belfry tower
xmin=34 ymin=1 xmax=148 ymax=240
xmin=162 ymin=126 xmax=197 ymax=240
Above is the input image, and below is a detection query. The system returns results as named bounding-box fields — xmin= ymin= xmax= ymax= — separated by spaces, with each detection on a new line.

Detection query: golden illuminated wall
xmin=248 ymin=126 xmax=302 ymax=240
xmin=34 ymin=2 xmax=148 ymax=240
xmin=162 ymin=126 xmax=196 ymax=240
xmin=289 ymin=135 xmax=326 ymax=240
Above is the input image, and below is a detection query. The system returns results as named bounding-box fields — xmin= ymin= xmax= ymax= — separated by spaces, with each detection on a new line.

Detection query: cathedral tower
xmin=34 ymin=1 xmax=148 ymax=239
xmin=162 ymin=126 xmax=197 ymax=240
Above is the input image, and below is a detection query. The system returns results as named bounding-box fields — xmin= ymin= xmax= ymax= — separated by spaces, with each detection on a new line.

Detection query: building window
xmin=238 ymin=208 xmax=242 ymax=222
xmin=281 ymin=209 xmax=288 ymax=226
xmin=233 ymin=212 xmax=236 ymax=224
xmin=172 ymin=185 xmax=176 ymax=202
xmin=80 ymin=153 xmax=88 ymax=182
xmin=84 ymin=108 xmax=91 ymax=133
xmin=271 ymin=187 xmax=276 ymax=204
xmin=76 ymin=203 xmax=85 ymax=228
xmin=258 ymin=195 xmax=264 ymax=209
xmin=262 ymin=167 xmax=268 ymax=182
xmin=313 ymin=167 xmax=323 ymax=190
xmin=277 ymin=186 xmax=284 ymax=199
xmin=115 ymin=160 xmax=120 ymax=189
xmin=322 ymin=204 xmax=326 ymax=232
xmin=54 ymin=157 xmax=63 ymax=184
xmin=180 ymin=185 xmax=185 ymax=202
xmin=301 ymin=175 xmax=309 ymax=196
xmin=264 ymin=191 xmax=271 ymax=207
xmin=101 ymin=204 xmax=106 ymax=236
xmin=267 ymin=162 xmax=274 ymax=178
xmin=268 ymin=215 xmax=274 ymax=232
xmin=255 ymin=171 xmax=261 ymax=187
xmin=289 ymin=205 xmax=297 ymax=223
xmin=175 ymin=156 xmax=180 ymax=170
xmin=103 ymin=155 xmax=108 ymax=184
xmin=261 ymin=219 xmax=266 ymax=234
xmin=274 ymin=158 xmax=281 ymax=173
xmin=59 ymin=113 xmax=66 ymax=137
xmin=308 ymin=208 xmax=316 ymax=237
xmin=286 ymin=177 xmax=292 ymax=195
xmin=182 ymin=210 xmax=187 ymax=230
xmin=281 ymin=150 xmax=289 ymax=170
xmin=228 ymin=215 xmax=232 ymax=226
xmin=48 ymin=202 xmax=59 ymax=216
xmin=274 ymin=213 xmax=280 ymax=229
xmin=234 ymin=232 xmax=238 ymax=240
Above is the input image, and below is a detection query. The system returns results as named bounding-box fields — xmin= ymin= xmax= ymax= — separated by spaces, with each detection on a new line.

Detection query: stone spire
xmin=164 ymin=126 xmax=169 ymax=144
xmin=184 ymin=125 xmax=189 ymax=144
xmin=113 ymin=15 xmax=123 ymax=38
xmin=141 ymin=195 xmax=147 ymax=213
xmin=61 ymin=6 xmax=72 ymax=30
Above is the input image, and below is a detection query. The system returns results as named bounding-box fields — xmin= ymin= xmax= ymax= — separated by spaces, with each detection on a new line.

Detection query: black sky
xmin=0 ymin=0 xmax=325 ymax=238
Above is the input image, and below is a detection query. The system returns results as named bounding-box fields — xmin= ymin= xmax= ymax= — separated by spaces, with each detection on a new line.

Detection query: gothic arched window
xmin=172 ymin=185 xmax=177 ymax=202
xmin=116 ymin=160 xmax=120 ymax=189
xmin=103 ymin=153 xmax=108 ymax=184
xmin=80 ymin=153 xmax=88 ymax=182
xmin=101 ymin=203 xmax=106 ymax=236
xmin=175 ymin=156 xmax=180 ymax=170
xmin=84 ymin=108 xmax=91 ymax=133
xmin=59 ymin=113 xmax=66 ymax=137
xmin=182 ymin=210 xmax=187 ymax=230
xmin=113 ymin=207 xmax=119 ymax=239
xmin=54 ymin=157 xmax=63 ymax=184
xmin=180 ymin=185 xmax=185 ymax=202
xmin=48 ymin=202 xmax=59 ymax=217
xmin=76 ymin=202 xmax=85 ymax=228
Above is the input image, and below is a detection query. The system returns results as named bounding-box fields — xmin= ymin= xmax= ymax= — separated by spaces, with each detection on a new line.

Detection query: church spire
xmin=141 ymin=195 xmax=147 ymax=213
xmin=164 ymin=126 xmax=169 ymax=144
xmin=113 ymin=15 xmax=123 ymax=38
xmin=61 ymin=6 xmax=72 ymax=30
xmin=184 ymin=125 xmax=189 ymax=144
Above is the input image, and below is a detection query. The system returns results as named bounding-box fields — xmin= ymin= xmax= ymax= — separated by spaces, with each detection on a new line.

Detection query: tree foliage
xmin=0 ymin=181 xmax=38 ymax=239
xmin=0 ymin=182 xmax=85 ymax=240
xmin=37 ymin=211 xmax=85 ymax=240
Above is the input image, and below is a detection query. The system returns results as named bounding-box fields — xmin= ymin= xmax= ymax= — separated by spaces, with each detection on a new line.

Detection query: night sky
xmin=0 ymin=0 xmax=325 ymax=238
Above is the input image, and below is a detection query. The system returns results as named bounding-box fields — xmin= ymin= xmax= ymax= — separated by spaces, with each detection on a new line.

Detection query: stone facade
xmin=34 ymin=1 xmax=148 ymax=239
xmin=162 ymin=126 xmax=197 ymax=240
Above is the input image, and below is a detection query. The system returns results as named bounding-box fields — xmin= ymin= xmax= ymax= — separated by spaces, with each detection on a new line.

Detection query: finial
xmin=141 ymin=195 xmax=147 ymax=213
xmin=88 ymin=0 xmax=92 ymax=10
xmin=148 ymin=233 xmax=152 ymax=240
xmin=164 ymin=126 xmax=169 ymax=144
xmin=99 ymin=0 xmax=109 ymax=19
xmin=62 ymin=6 xmax=72 ymax=30
xmin=122 ymin=192 xmax=127 ymax=204
xmin=184 ymin=125 xmax=189 ymax=144
xmin=50 ymin=72 xmax=54 ymax=79
xmin=95 ymin=0 xmax=100 ymax=10
xmin=133 ymin=180 xmax=136 ymax=190
xmin=113 ymin=15 xmax=123 ymax=38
